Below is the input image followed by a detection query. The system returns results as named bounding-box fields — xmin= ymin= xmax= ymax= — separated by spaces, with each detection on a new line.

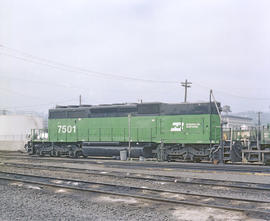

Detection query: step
xmin=223 ymin=157 xmax=231 ymax=161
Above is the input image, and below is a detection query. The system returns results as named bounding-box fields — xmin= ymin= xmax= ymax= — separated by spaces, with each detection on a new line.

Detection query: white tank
xmin=0 ymin=113 xmax=44 ymax=151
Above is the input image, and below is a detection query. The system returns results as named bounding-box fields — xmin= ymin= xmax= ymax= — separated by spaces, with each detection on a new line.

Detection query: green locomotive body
xmin=27 ymin=102 xmax=221 ymax=161
xmin=48 ymin=114 xmax=220 ymax=144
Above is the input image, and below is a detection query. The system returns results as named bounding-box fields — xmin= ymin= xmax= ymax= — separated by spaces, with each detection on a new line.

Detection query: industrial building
xmin=222 ymin=115 xmax=254 ymax=130
xmin=0 ymin=110 xmax=44 ymax=151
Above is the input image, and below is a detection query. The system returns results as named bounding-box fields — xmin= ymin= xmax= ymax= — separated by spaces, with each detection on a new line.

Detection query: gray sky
xmin=0 ymin=0 xmax=270 ymax=113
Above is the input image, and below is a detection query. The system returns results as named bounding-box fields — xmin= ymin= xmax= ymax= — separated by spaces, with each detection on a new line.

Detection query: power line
xmin=193 ymin=82 xmax=270 ymax=101
xmin=1 ymin=44 xmax=270 ymax=101
xmin=0 ymin=73 xmax=83 ymax=90
xmin=1 ymin=97 xmax=77 ymax=110
xmin=0 ymin=45 xmax=177 ymax=84
xmin=0 ymin=87 xmax=44 ymax=100
xmin=0 ymin=52 xmax=116 ymax=81
xmin=2 ymin=49 xmax=270 ymax=101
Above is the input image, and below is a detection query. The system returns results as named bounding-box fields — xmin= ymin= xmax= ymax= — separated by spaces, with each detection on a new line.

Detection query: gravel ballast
xmin=0 ymin=181 xmax=256 ymax=221
xmin=0 ymin=153 xmax=269 ymax=220
xmin=0 ymin=181 xmax=173 ymax=221
xmin=1 ymin=165 xmax=270 ymax=203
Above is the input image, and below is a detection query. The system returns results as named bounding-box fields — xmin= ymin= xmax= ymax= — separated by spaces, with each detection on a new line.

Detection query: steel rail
xmin=0 ymin=152 xmax=264 ymax=166
xmin=0 ymin=154 xmax=111 ymax=161
xmin=3 ymin=162 xmax=270 ymax=192
xmin=1 ymin=154 xmax=270 ymax=173
xmin=0 ymin=155 xmax=266 ymax=172
xmin=0 ymin=171 xmax=269 ymax=215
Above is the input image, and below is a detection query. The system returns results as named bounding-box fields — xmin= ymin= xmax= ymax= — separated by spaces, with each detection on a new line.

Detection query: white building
xmin=0 ymin=111 xmax=44 ymax=151
xmin=222 ymin=115 xmax=254 ymax=130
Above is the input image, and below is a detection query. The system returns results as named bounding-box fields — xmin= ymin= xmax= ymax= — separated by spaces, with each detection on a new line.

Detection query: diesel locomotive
xmin=26 ymin=101 xmax=222 ymax=161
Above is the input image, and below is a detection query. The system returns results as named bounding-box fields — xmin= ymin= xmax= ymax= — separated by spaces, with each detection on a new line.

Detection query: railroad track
xmin=0 ymin=153 xmax=111 ymax=161
xmin=1 ymin=154 xmax=270 ymax=174
xmin=2 ymin=162 xmax=270 ymax=193
xmin=0 ymin=171 xmax=269 ymax=216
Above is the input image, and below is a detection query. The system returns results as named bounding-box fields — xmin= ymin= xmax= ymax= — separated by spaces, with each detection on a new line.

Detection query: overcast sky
xmin=0 ymin=0 xmax=270 ymax=114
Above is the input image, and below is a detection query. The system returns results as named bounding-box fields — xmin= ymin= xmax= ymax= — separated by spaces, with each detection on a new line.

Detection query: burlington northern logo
xmin=170 ymin=122 xmax=184 ymax=132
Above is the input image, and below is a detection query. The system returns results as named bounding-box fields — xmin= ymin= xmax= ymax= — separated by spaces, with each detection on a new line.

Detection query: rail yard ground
xmin=1 ymin=151 xmax=270 ymax=220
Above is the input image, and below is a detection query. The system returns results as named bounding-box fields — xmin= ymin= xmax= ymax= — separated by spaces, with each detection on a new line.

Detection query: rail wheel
xmin=69 ymin=151 xmax=75 ymax=158
xmin=50 ymin=150 xmax=56 ymax=157
xmin=56 ymin=151 xmax=61 ymax=157
xmin=74 ymin=151 xmax=81 ymax=158
xmin=39 ymin=151 xmax=44 ymax=157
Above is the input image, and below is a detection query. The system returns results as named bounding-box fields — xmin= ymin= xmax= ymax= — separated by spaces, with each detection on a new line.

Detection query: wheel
xmin=39 ymin=151 xmax=44 ymax=157
xmin=69 ymin=151 xmax=75 ymax=158
xmin=56 ymin=151 xmax=61 ymax=157
xmin=50 ymin=150 xmax=56 ymax=157
xmin=74 ymin=151 xmax=81 ymax=158
xmin=35 ymin=149 xmax=39 ymax=156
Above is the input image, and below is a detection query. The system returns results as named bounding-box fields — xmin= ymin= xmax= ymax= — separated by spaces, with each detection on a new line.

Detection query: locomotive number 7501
xmin=57 ymin=125 xmax=76 ymax=133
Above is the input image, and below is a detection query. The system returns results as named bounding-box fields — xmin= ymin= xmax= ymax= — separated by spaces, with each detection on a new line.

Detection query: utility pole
xmin=79 ymin=95 xmax=82 ymax=106
xmin=181 ymin=79 xmax=192 ymax=102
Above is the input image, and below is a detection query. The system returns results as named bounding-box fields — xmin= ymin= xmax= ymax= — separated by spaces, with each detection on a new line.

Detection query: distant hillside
xmin=232 ymin=111 xmax=270 ymax=125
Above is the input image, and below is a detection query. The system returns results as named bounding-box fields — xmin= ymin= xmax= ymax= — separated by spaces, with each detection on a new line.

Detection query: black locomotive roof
xmin=49 ymin=102 xmax=221 ymax=119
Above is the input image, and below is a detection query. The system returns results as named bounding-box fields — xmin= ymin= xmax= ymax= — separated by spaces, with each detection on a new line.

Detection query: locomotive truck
xmin=26 ymin=101 xmax=222 ymax=161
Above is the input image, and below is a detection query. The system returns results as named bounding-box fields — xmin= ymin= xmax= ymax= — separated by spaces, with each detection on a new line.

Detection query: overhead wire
xmin=0 ymin=72 xmax=84 ymax=90
xmin=0 ymin=86 xmax=45 ymax=100
xmin=1 ymin=44 xmax=270 ymax=101
xmin=0 ymin=44 xmax=177 ymax=84
xmin=193 ymin=82 xmax=270 ymax=101
xmin=1 ymin=97 xmax=78 ymax=110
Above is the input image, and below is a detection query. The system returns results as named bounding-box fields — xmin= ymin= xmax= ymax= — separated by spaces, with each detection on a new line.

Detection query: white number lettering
xmin=62 ymin=125 xmax=67 ymax=133
xmin=67 ymin=125 xmax=72 ymax=133
xmin=57 ymin=125 xmax=76 ymax=134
